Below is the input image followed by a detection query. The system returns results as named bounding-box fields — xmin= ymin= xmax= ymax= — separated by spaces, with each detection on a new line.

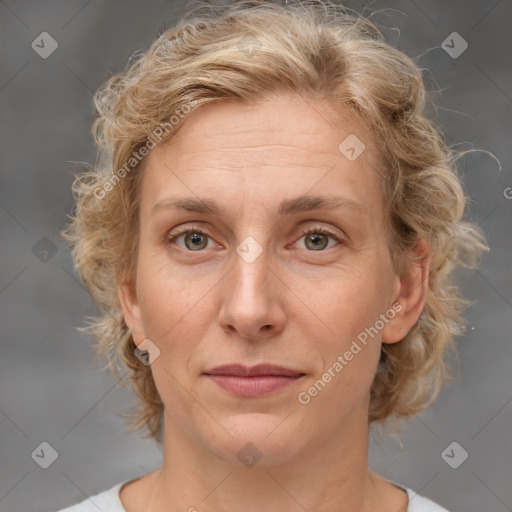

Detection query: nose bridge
xmin=229 ymin=234 xmax=272 ymax=308
xmin=230 ymin=203 xmax=272 ymax=289
xmin=218 ymin=230 xmax=285 ymax=338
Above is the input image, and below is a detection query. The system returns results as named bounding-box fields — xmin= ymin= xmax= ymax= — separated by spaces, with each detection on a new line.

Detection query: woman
xmin=58 ymin=1 xmax=488 ymax=510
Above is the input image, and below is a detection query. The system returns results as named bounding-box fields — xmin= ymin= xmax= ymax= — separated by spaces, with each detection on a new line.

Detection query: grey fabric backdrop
xmin=1 ymin=1 xmax=511 ymax=511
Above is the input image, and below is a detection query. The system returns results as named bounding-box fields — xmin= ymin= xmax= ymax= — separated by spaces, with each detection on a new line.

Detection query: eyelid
xmin=299 ymin=225 xmax=345 ymax=242
xmin=165 ymin=223 xmax=208 ymax=237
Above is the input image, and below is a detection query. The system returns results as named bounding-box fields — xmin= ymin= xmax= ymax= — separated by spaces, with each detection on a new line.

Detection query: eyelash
xmin=165 ymin=224 xmax=345 ymax=251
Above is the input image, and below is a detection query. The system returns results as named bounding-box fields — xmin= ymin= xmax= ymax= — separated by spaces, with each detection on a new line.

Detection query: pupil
xmin=186 ymin=232 xmax=206 ymax=250
xmin=308 ymin=233 xmax=327 ymax=250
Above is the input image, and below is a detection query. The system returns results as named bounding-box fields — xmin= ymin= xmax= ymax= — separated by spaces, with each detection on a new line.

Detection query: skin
xmin=118 ymin=92 xmax=431 ymax=512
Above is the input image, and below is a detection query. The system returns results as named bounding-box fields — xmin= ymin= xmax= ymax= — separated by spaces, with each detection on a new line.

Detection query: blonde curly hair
xmin=61 ymin=0 xmax=489 ymax=443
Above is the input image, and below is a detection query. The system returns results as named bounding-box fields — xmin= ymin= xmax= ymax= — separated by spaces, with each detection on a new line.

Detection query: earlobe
xmin=117 ymin=280 xmax=146 ymax=348
xmin=382 ymin=239 xmax=431 ymax=344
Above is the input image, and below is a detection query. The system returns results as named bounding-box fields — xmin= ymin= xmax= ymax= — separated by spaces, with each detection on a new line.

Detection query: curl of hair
xmin=62 ymin=0 xmax=489 ymax=443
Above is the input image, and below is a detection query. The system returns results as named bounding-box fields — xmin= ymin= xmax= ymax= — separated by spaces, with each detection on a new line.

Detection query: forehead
xmin=139 ymin=93 xmax=384 ymax=220
xmin=153 ymin=93 xmax=376 ymax=165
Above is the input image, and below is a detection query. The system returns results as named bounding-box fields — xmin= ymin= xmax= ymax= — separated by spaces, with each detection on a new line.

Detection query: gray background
xmin=0 ymin=1 xmax=511 ymax=511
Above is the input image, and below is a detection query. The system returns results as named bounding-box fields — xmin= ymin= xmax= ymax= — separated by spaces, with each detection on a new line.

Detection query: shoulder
xmin=379 ymin=475 xmax=450 ymax=512
xmin=53 ymin=481 xmax=128 ymax=512
xmin=404 ymin=487 xmax=451 ymax=512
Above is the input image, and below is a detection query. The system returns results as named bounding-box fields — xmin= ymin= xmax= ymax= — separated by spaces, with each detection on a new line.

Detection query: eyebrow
xmin=151 ymin=195 xmax=368 ymax=218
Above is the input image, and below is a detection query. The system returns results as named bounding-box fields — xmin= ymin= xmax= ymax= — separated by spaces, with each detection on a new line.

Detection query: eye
xmin=165 ymin=225 xmax=345 ymax=253
xmin=165 ymin=226 xmax=217 ymax=251
xmin=294 ymin=226 xmax=344 ymax=251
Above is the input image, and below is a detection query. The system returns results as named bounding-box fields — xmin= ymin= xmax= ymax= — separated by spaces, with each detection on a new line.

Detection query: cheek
xmin=136 ymin=246 xmax=216 ymax=340
xmin=307 ymin=262 xmax=389 ymax=384
xmin=304 ymin=287 xmax=383 ymax=415
xmin=314 ymin=267 xmax=386 ymax=339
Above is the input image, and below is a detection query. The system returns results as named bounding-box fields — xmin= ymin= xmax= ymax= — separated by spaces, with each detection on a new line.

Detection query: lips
xmin=204 ymin=364 xmax=305 ymax=378
xmin=204 ymin=364 xmax=306 ymax=397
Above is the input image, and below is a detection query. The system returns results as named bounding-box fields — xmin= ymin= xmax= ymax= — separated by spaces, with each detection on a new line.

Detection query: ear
xmin=117 ymin=278 xmax=148 ymax=351
xmin=382 ymin=239 xmax=431 ymax=344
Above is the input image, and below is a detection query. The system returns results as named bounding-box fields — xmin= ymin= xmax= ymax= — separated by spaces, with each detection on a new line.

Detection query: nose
xmin=218 ymin=242 xmax=286 ymax=341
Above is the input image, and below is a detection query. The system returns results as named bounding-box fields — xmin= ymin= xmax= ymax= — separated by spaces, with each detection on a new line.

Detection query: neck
xmin=147 ymin=402 xmax=385 ymax=512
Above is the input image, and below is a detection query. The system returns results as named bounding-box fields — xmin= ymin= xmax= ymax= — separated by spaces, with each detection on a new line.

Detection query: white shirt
xmin=55 ymin=478 xmax=450 ymax=511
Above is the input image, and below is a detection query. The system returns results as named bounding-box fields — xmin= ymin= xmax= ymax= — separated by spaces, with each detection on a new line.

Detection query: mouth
xmin=203 ymin=364 xmax=306 ymax=397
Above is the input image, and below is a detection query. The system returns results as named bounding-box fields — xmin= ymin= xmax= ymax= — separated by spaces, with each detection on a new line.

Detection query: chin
xmin=205 ymin=412 xmax=303 ymax=468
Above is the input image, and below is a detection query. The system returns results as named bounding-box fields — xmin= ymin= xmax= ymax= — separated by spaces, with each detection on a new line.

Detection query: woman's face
xmin=119 ymin=93 xmax=418 ymax=465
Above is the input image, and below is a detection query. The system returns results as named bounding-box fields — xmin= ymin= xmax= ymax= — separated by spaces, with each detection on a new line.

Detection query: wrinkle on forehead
xmin=140 ymin=93 xmax=384 ymax=217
